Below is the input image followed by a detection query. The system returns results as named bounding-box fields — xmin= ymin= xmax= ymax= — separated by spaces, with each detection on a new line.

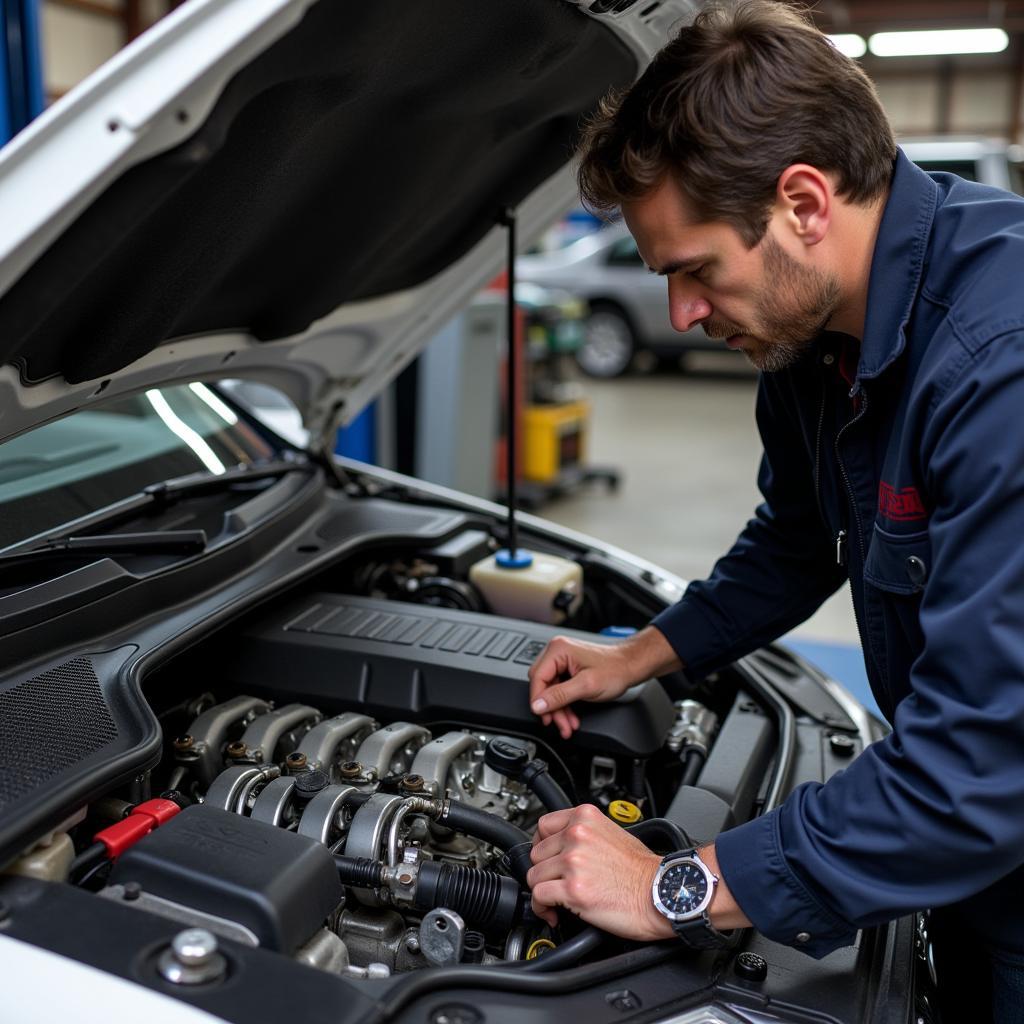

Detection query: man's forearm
xmin=622 ymin=624 xmax=684 ymax=678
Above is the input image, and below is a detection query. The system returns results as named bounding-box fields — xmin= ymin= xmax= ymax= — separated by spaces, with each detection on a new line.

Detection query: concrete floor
xmin=540 ymin=354 xmax=861 ymax=646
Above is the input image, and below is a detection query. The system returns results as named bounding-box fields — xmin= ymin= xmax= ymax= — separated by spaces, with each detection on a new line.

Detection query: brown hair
xmin=577 ymin=0 xmax=896 ymax=245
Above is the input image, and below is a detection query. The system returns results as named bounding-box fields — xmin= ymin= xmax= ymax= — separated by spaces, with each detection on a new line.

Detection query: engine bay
xmin=0 ymin=509 xmax=902 ymax=1024
xmin=97 ymin=582 xmax=748 ymax=980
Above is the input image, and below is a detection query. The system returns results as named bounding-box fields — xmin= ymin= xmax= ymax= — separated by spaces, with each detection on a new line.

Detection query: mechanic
xmin=525 ymin=3 xmax=1024 ymax=1020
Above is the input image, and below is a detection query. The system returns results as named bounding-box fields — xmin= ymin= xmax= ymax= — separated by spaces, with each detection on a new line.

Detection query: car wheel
xmin=577 ymin=305 xmax=636 ymax=378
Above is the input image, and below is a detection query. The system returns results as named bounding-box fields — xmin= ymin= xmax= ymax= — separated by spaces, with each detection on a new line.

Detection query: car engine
xmin=62 ymin=564 xmax=743 ymax=982
xmin=127 ymin=695 xmax=571 ymax=976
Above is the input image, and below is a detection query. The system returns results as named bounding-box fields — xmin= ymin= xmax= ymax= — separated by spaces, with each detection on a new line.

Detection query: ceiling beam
xmin=48 ymin=0 xmax=121 ymax=19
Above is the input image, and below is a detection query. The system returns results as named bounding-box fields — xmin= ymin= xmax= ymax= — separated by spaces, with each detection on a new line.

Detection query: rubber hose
xmin=680 ymin=747 xmax=706 ymax=789
xmin=626 ymin=817 xmax=694 ymax=854
xmin=414 ymin=860 xmax=521 ymax=932
xmin=70 ymin=842 xmax=107 ymax=884
xmin=629 ymin=759 xmax=647 ymax=801
xmin=517 ymin=927 xmax=605 ymax=971
xmin=442 ymin=799 xmax=530 ymax=849
xmin=440 ymin=800 xmax=533 ymax=885
xmin=333 ymin=854 xmax=386 ymax=888
xmin=521 ymin=763 xmax=572 ymax=812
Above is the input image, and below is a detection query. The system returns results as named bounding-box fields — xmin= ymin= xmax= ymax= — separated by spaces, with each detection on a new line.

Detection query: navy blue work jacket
xmin=652 ymin=149 xmax=1024 ymax=958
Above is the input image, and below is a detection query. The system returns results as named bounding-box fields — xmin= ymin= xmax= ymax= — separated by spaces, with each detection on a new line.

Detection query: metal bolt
xmin=158 ymin=928 xmax=227 ymax=986
xmin=173 ymin=735 xmax=194 ymax=752
xmin=225 ymin=740 xmax=248 ymax=759
xmin=829 ymin=733 xmax=856 ymax=758
xmin=398 ymin=872 xmax=414 ymax=886
xmin=286 ymin=751 xmax=308 ymax=771
xmin=406 ymin=933 xmax=421 ymax=953
xmin=340 ymin=761 xmax=362 ymax=778
xmin=401 ymin=773 xmax=425 ymax=792
xmin=430 ymin=1005 xmax=483 ymax=1024
xmin=174 ymin=929 xmax=219 ymax=966
xmin=122 ymin=882 xmax=142 ymax=902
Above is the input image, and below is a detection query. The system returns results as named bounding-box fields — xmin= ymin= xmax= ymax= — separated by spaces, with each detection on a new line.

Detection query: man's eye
xmin=690 ymin=265 xmax=710 ymax=282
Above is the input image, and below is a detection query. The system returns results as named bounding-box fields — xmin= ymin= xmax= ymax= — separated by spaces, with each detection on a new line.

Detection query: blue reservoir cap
xmin=495 ymin=549 xmax=534 ymax=569
xmin=600 ymin=626 xmax=638 ymax=638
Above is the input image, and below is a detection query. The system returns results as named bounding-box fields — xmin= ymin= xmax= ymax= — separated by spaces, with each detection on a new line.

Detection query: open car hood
xmin=0 ymin=0 xmax=692 ymax=447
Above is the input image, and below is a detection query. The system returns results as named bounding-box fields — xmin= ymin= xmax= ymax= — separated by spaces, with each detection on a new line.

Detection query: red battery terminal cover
xmin=94 ymin=798 xmax=181 ymax=858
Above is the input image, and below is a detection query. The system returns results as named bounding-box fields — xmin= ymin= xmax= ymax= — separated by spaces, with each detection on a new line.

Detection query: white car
xmin=0 ymin=3 xmax=918 ymax=1023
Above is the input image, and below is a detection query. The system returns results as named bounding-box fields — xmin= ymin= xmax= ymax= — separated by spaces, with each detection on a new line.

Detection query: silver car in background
xmin=520 ymin=139 xmax=1023 ymax=378
xmin=517 ymin=222 xmax=716 ymax=377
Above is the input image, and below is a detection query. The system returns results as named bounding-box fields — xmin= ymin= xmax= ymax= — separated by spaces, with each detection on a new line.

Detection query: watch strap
xmin=672 ymin=910 xmax=733 ymax=949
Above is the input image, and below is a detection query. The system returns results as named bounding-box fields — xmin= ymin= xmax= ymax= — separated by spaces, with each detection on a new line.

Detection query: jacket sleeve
xmin=651 ymin=367 xmax=846 ymax=677
xmin=715 ymin=334 xmax=1024 ymax=957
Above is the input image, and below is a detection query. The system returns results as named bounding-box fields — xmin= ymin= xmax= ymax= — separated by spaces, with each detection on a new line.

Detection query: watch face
xmin=655 ymin=858 xmax=711 ymax=920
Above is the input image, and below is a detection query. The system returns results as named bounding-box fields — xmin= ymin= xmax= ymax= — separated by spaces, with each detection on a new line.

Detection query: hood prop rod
xmin=499 ymin=207 xmax=521 ymax=560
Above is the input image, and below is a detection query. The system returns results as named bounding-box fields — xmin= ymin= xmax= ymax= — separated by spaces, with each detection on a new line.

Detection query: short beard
xmin=704 ymin=235 xmax=841 ymax=373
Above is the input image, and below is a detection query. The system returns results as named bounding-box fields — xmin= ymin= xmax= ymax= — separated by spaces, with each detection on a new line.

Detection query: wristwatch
xmin=651 ymin=848 xmax=733 ymax=949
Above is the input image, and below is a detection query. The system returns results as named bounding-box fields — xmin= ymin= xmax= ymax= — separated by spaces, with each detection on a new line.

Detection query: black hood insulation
xmin=0 ymin=0 xmax=634 ymax=384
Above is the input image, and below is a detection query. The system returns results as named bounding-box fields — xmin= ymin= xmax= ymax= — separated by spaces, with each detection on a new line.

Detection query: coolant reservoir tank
xmin=469 ymin=549 xmax=583 ymax=625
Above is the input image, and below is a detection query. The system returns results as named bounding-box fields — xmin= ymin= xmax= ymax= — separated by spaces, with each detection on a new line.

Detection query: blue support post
xmin=1 ymin=0 xmax=45 ymax=145
xmin=335 ymin=404 xmax=376 ymax=463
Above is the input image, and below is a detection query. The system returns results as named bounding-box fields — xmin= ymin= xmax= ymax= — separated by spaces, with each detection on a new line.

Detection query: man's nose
xmin=667 ymin=277 xmax=712 ymax=333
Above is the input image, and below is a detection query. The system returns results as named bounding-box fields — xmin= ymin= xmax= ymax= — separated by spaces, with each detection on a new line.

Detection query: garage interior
xmin=3 ymin=1 xmax=1024 ymax=1018
xmin=6 ymin=0 xmax=1024 ymax=713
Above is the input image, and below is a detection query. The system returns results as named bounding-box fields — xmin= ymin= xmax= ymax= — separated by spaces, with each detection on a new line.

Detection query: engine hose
xmin=519 ymin=760 xmax=572 ymax=812
xmin=353 ymin=943 xmax=679 ymax=1024
xmin=628 ymin=758 xmax=647 ymax=802
xmin=680 ymin=746 xmax=706 ymax=789
xmin=483 ymin=739 xmax=572 ymax=812
xmin=440 ymin=800 xmax=533 ymax=885
xmin=414 ymin=860 xmax=521 ymax=933
xmin=69 ymin=841 xmax=107 ymax=884
xmin=333 ymin=854 xmax=386 ymax=889
xmin=515 ymin=927 xmax=605 ymax=971
xmin=626 ymin=816 xmax=695 ymax=854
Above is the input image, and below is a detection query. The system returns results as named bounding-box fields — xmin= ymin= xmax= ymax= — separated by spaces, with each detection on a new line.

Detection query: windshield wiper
xmin=0 ymin=458 xmax=314 ymax=564
xmin=143 ymin=457 xmax=314 ymax=505
xmin=0 ymin=530 xmax=208 ymax=567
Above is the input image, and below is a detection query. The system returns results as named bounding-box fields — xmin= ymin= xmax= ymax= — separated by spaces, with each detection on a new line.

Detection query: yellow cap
xmin=526 ymin=939 xmax=557 ymax=960
xmin=608 ymin=799 xmax=643 ymax=825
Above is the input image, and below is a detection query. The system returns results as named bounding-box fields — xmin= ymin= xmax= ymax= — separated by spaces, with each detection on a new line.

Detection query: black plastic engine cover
xmin=109 ymin=804 xmax=342 ymax=953
xmin=212 ymin=594 xmax=675 ymax=757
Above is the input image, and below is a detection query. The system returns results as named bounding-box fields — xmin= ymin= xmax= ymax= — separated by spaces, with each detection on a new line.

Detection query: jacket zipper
xmin=836 ymin=529 xmax=848 ymax=567
xmin=835 ymin=384 xmax=868 ymax=570
xmin=834 ymin=382 xmax=891 ymax=709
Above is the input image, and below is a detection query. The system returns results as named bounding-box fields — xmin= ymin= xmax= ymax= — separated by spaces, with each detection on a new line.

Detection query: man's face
xmin=621 ymin=175 xmax=840 ymax=372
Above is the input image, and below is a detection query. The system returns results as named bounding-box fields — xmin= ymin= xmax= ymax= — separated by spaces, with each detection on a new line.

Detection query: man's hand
xmin=528 ymin=626 xmax=681 ymax=739
xmin=527 ymin=804 xmax=674 ymax=940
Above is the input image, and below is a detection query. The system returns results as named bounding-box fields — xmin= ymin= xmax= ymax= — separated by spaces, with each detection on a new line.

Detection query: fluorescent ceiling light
xmin=828 ymin=34 xmax=867 ymax=59
xmin=868 ymin=28 xmax=1009 ymax=57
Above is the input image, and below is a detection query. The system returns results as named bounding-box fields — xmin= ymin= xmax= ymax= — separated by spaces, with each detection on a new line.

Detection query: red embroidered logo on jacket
xmin=878 ymin=482 xmax=927 ymax=522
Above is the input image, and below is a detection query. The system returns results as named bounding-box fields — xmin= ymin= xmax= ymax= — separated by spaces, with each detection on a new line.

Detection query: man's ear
xmin=775 ymin=164 xmax=831 ymax=246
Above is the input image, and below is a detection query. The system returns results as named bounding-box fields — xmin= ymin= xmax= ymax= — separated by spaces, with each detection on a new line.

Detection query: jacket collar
xmin=856 ymin=148 xmax=939 ymax=381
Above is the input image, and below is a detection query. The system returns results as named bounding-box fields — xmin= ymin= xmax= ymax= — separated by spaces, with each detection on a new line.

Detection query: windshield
xmin=0 ymin=383 xmax=278 ymax=549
